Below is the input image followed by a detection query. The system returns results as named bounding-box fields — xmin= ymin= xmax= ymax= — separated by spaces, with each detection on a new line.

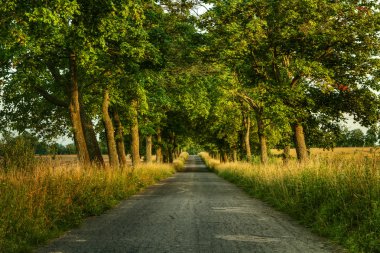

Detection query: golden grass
xmin=199 ymin=151 xmax=380 ymax=252
xmin=271 ymin=147 xmax=379 ymax=159
xmin=0 ymin=163 xmax=175 ymax=253
xmin=35 ymin=154 xmax=157 ymax=167
xmin=173 ymin=152 xmax=190 ymax=171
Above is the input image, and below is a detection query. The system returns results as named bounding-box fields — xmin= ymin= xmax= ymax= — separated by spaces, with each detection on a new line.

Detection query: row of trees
xmin=337 ymin=126 xmax=379 ymax=148
xmin=196 ymin=0 xmax=380 ymax=163
xmin=1 ymin=0 xmax=379 ymax=166
xmin=1 ymin=0 xmax=210 ymax=168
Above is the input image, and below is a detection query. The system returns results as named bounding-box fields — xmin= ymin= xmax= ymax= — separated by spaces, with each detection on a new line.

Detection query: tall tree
xmin=201 ymin=0 xmax=380 ymax=162
xmin=0 ymin=0 xmax=156 ymax=166
xmin=102 ymin=88 xmax=119 ymax=168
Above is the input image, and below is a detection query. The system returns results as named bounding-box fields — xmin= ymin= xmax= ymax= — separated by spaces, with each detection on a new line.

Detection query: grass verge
xmin=173 ymin=152 xmax=190 ymax=171
xmin=199 ymin=152 xmax=380 ymax=253
xmin=0 ymin=163 xmax=175 ymax=253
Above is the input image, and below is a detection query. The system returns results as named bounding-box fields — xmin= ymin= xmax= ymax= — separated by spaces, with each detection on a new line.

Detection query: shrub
xmin=0 ymin=135 xmax=36 ymax=172
xmin=198 ymin=152 xmax=219 ymax=170
xmin=173 ymin=152 xmax=189 ymax=171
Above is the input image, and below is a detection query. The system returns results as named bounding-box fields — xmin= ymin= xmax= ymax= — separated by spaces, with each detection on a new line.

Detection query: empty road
xmin=37 ymin=155 xmax=342 ymax=253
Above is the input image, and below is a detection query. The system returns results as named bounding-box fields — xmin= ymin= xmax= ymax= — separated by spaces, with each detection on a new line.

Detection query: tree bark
xmin=130 ymin=99 xmax=140 ymax=166
xmin=222 ymin=152 xmax=228 ymax=163
xmin=293 ymin=122 xmax=308 ymax=162
xmin=156 ymin=128 xmax=163 ymax=163
xmin=68 ymin=51 xmax=90 ymax=166
xmin=112 ymin=110 xmax=128 ymax=167
xmin=283 ymin=145 xmax=291 ymax=164
xmin=102 ymin=88 xmax=119 ymax=168
xmin=168 ymin=131 xmax=175 ymax=163
xmin=244 ymin=114 xmax=252 ymax=162
xmin=256 ymin=112 xmax=268 ymax=164
xmin=232 ymin=147 xmax=238 ymax=162
xmin=80 ymin=102 xmax=105 ymax=167
xmin=146 ymin=135 xmax=153 ymax=163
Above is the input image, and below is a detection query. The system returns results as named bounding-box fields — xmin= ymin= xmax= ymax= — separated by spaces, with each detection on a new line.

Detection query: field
xmin=271 ymin=147 xmax=379 ymax=159
xmin=0 ymin=162 xmax=174 ymax=253
xmin=200 ymin=148 xmax=380 ymax=253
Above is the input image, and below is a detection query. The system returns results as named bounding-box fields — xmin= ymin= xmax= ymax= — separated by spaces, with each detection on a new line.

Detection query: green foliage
xmin=0 ymin=1 xmax=379 ymax=249
xmin=336 ymin=127 xmax=379 ymax=147
xmin=365 ymin=125 xmax=379 ymax=146
xmin=200 ymin=0 xmax=380 ymax=157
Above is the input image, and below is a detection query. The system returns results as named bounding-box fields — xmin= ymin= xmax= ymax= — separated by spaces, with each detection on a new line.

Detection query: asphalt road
xmin=37 ymin=155 xmax=342 ymax=253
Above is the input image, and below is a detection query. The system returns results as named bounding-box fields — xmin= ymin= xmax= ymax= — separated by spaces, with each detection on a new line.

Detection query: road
xmin=37 ymin=155 xmax=342 ymax=253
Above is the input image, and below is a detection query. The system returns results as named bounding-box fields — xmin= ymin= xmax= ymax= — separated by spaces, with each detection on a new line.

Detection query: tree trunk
xmin=146 ymin=135 xmax=152 ymax=163
xmin=232 ymin=147 xmax=238 ymax=162
xmin=259 ymin=134 xmax=268 ymax=164
xmin=223 ymin=152 xmax=228 ymax=163
xmin=168 ymin=131 xmax=175 ymax=163
xmin=156 ymin=128 xmax=163 ymax=163
xmin=68 ymin=52 xmax=90 ymax=166
xmin=102 ymin=88 xmax=119 ymax=168
xmin=256 ymin=113 xmax=268 ymax=164
xmin=80 ymin=102 xmax=105 ymax=167
xmin=244 ymin=115 xmax=252 ymax=162
xmin=293 ymin=122 xmax=308 ymax=162
xmin=283 ymin=145 xmax=291 ymax=164
xmin=130 ymin=99 xmax=140 ymax=166
xmin=112 ymin=110 xmax=128 ymax=167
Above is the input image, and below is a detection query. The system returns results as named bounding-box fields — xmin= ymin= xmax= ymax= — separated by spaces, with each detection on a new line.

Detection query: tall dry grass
xmin=173 ymin=152 xmax=190 ymax=171
xmin=199 ymin=151 xmax=380 ymax=253
xmin=0 ymin=163 xmax=175 ymax=253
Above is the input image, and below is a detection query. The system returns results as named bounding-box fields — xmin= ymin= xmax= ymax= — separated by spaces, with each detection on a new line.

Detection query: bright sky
xmin=344 ymin=115 xmax=368 ymax=133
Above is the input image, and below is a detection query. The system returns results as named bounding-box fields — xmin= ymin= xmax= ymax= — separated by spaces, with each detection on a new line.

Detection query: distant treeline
xmin=0 ymin=132 xmax=76 ymax=155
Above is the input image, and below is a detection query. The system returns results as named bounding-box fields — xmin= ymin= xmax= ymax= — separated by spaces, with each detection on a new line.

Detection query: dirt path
xmin=37 ymin=155 xmax=342 ymax=253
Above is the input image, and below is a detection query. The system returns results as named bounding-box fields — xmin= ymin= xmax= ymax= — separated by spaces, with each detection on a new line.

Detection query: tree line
xmin=1 ymin=0 xmax=379 ymax=167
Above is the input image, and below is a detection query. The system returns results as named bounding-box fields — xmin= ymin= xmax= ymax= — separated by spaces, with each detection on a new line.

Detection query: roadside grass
xmin=0 ymin=163 xmax=175 ymax=253
xmin=173 ymin=152 xmax=190 ymax=171
xmin=199 ymin=151 xmax=380 ymax=253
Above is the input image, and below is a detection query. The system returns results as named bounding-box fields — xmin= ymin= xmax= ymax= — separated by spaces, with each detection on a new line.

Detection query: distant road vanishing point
xmin=37 ymin=155 xmax=342 ymax=253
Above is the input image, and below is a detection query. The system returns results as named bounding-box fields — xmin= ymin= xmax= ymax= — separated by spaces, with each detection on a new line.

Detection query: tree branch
xmin=291 ymin=75 xmax=301 ymax=88
xmin=34 ymin=86 xmax=68 ymax=107
xmin=235 ymin=92 xmax=259 ymax=109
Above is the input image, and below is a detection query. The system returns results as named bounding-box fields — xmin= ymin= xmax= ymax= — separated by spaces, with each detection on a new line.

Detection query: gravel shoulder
xmin=37 ymin=155 xmax=343 ymax=253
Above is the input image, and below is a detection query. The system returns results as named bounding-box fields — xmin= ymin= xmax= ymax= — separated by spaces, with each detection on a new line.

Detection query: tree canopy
xmin=1 ymin=0 xmax=379 ymax=166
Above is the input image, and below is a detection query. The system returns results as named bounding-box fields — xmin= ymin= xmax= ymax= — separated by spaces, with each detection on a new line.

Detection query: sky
xmin=344 ymin=115 xmax=368 ymax=133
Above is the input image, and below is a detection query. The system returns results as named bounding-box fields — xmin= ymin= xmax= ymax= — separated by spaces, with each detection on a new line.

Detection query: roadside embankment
xmin=173 ymin=152 xmax=190 ymax=171
xmin=199 ymin=152 xmax=380 ymax=253
xmin=0 ymin=164 xmax=175 ymax=253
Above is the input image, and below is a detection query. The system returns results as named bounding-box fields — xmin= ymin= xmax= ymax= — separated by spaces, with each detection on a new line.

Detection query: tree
xmin=348 ymin=129 xmax=366 ymax=147
xmin=365 ymin=125 xmax=378 ymax=147
xmin=201 ymin=0 xmax=380 ymax=162
xmin=0 ymin=1 xmax=156 ymax=167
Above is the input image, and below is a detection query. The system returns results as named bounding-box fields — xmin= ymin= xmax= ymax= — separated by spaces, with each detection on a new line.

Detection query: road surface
xmin=37 ymin=155 xmax=342 ymax=253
